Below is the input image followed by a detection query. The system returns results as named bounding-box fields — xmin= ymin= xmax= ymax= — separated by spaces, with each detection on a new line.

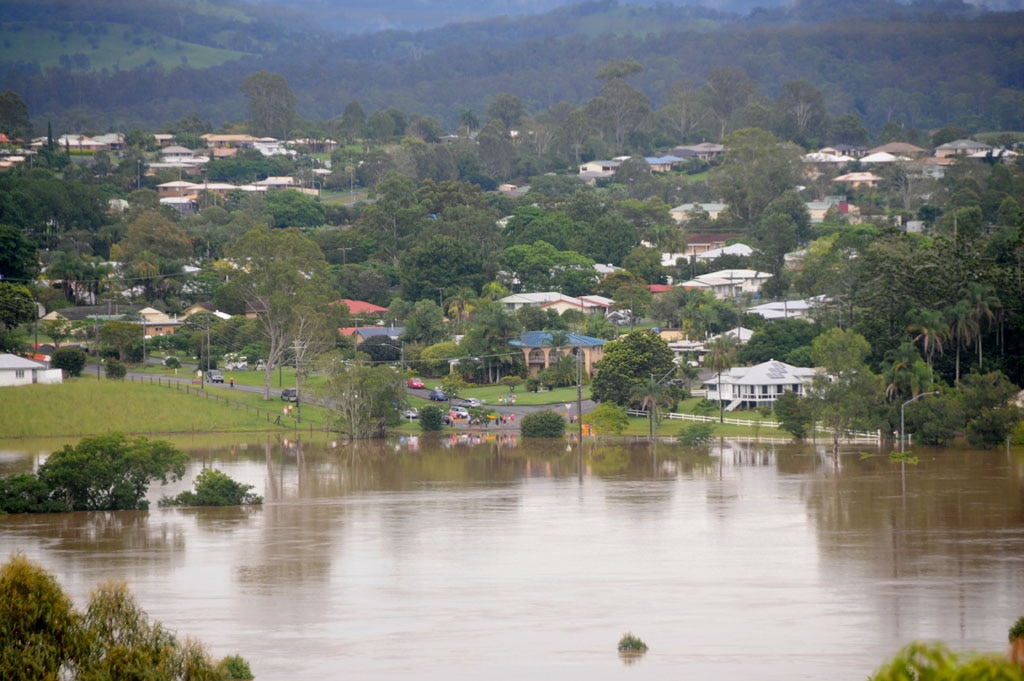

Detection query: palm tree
xmin=882 ymin=342 xmax=931 ymax=402
xmin=704 ymin=335 xmax=737 ymax=423
xmin=906 ymin=308 xmax=947 ymax=371
xmin=945 ymin=299 xmax=977 ymax=383
xmin=630 ymin=376 xmax=671 ymax=441
xmin=963 ymin=282 xmax=1000 ymax=369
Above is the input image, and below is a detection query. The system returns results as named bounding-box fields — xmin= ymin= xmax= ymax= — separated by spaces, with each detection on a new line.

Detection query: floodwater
xmin=1 ymin=434 xmax=1022 ymax=680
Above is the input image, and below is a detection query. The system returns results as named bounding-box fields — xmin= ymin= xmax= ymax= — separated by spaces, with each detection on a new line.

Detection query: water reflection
xmin=0 ymin=436 xmax=1022 ymax=680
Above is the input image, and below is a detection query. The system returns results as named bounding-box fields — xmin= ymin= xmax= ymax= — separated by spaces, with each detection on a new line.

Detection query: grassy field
xmin=0 ymin=377 xmax=316 ymax=439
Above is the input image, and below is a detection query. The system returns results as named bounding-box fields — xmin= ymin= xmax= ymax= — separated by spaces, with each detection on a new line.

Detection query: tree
xmin=775 ymin=80 xmax=828 ymax=145
xmin=419 ymin=405 xmax=445 ymax=431
xmin=104 ymin=358 xmax=127 ymax=380
xmin=702 ymin=67 xmax=757 ymax=141
xmin=712 ymin=128 xmax=802 ymax=226
xmin=240 ymin=70 xmax=297 ymax=139
xmin=51 ymin=346 xmax=87 ymax=377
xmin=341 ymin=100 xmax=367 ymax=139
xmin=520 ymin=410 xmax=566 ymax=438
xmin=774 ymin=390 xmax=813 ymax=440
xmin=228 ymin=226 xmax=331 ymax=400
xmin=327 ymin=361 xmax=405 ymax=439
xmin=630 ymin=375 xmax=672 ymax=440
xmin=737 ymin=318 xmax=818 ymax=365
xmin=37 ymin=433 xmax=188 ymax=511
xmin=160 ymin=468 xmax=262 ymax=506
xmin=0 ymin=282 xmax=34 ymax=331
xmin=99 ymin=320 xmax=141 ymax=361
xmin=0 ymin=89 xmax=32 ymax=140
xmin=263 ymin=190 xmax=326 ymax=229
xmin=0 ymin=554 xmax=82 ymax=678
xmin=485 ymin=93 xmax=525 ymax=131
xmin=399 ymin=236 xmax=484 ymax=302
xmin=591 ymin=330 xmax=675 ymax=407
xmin=958 ymin=370 xmax=1023 ymax=448
xmin=584 ymin=402 xmax=629 ymax=435
xmin=704 ymin=335 xmax=737 ymax=423
xmin=0 ymin=223 xmax=38 ymax=282
xmin=807 ymin=328 xmax=882 ymax=463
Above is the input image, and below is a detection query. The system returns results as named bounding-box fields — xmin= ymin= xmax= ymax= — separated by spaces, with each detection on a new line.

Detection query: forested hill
xmin=1 ymin=0 xmax=1021 ymax=135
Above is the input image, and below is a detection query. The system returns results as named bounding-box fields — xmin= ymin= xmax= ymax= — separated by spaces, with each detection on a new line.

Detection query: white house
xmin=680 ymin=269 xmax=771 ymax=299
xmin=0 ymin=354 xmax=63 ymax=387
xmin=704 ymin=359 xmax=818 ymax=411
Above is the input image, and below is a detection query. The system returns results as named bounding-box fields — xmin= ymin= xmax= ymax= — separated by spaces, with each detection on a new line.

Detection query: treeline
xmin=3 ymin=0 xmax=1022 ymax=137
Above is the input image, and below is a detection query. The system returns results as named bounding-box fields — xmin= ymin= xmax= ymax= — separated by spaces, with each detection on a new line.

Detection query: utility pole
xmin=293 ymin=340 xmax=306 ymax=423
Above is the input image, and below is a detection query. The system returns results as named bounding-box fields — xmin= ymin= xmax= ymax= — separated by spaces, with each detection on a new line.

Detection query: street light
xmin=900 ymin=391 xmax=939 ymax=453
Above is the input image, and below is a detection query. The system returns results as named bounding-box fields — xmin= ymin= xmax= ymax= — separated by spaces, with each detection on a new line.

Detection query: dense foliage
xmin=160 ymin=468 xmax=262 ymax=507
xmin=520 ymin=409 xmax=567 ymax=438
xmin=0 ymin=433 xmax=187 ymax=513
xmin=0 ymin=554 xmax=252 ymax=680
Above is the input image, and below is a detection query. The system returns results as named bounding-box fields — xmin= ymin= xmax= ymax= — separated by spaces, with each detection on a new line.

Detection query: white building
xmin=0 ymin=354 xmax=63 ymax=387
xmin=704 ymin=359 xmax=818 ymax=411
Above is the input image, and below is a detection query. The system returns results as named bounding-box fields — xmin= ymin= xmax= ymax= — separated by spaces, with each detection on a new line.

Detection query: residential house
xmin=934 ymin=139 xmax=992 ymax=158
xmin=680 ymin=269 xmax=771 ymax=300
xmin=644 ymin=155 xmax=685 ymax=172
xmin=498 ymin=292 xmax=610 ymax=316
xmin=578 ymin=159 xmax=622 ymax=183
xmin=805 ymin=197 xmax=848 ymax=223
xmin=695 ymin=243 xmax=753 ymax=262
xmin=159 ymin=145 xmax=197 ymax=163
xmin=509 ymin=331 xmax=606 ymax=377
xmin=182 ymin=302 xmax=232 ymax=321
xmin=671 ymin=142 xmax=725 ymax=161
xmin=832 ymin=172 xmax=883 ymax=189
xmin=338 ymin=326 xmax=404 ymax=346
xmin=254 ymin=176 xmax=296 ymax=190
xmin=669 ymin=202 xmax=727 ymax=223
xmin=704 ymin=359 xmax=818 ymax=411
xmin=0 ymin=353 xmax=63 ymax=387
xmin=333 ymin=299 xmax=389 ymax=320
xmin=137 ymin=307 xmax=182 ymax=337
xmin=201 ymin=134 xmax=258 ymax=150
xmin=157 ymin=180 xmax=199 ymax=199
xmin=865 ymin=142 xmax=927 ymax=157
xmin=746 ymin=296 xmax=824 ymax=320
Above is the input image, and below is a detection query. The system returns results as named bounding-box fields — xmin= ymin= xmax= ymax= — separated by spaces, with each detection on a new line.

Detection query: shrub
xmin=51 ymin=347 xmax=87 ymax=377
xmin=217 ymin=654 xmax=255 ymax=680
xmin=104 ymin=358 xmax=126 ymax=380
xmin=419 ymin=405 xmax=444 ymax=431
xmin=618 ymin=632 xmax=648 ymax=653
xmin=163 ymin=356 xmax=181 ymax=369
xmin=693 ymin=398 xmax=718 ymax=415
xmin=677 ymin=422 xmax=715 ymax=445
xmin=520 ymin=410 xmax=565 ymax=438
xmin=160 ymin=469 xmax=262 ymax=507
xmin=525 ymin=377 xmax=541 ymax=393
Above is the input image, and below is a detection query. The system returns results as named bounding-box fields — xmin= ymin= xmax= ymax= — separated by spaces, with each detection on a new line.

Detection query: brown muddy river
xmin=1 ymin=434 xmax=1022 ymax=680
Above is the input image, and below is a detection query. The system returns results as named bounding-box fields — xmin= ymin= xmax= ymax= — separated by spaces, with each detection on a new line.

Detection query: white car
xmin=458 ymin=398 xmax=482 ymax=408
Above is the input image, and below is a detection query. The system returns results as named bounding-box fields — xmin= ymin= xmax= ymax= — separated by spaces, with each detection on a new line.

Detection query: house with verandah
xmin=703 ymin=359 xmax=818 ymax=412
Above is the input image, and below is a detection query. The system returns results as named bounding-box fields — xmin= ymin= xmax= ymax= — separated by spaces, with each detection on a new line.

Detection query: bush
xmin=163 ymin=356 xmax=181 ymax=369
xmin=618 ymin=632 xmax=648 ymax=653
xmin=217 ymin=654 xmax=255 ymax=680
xmin=693 ymin=398 xmax=718 ymax=415
xmin=51 ymin=347 xmax=87 ymax=377
xmin=419 ymin=405 xmax=444 ymax=431
xmin=520 ymin=410 xmax=566 ymax=438
xmin=677 ymin=422 xmax=715 ymax=445
xmin=160 ymin=469 xmax=262 ymax=507
xmin=104 ymin=358 xmax=126 ymax=380
xmin=525 ymin=377 xmax=541 ymax=393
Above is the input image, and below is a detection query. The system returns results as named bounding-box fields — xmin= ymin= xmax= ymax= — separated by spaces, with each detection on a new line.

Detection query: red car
xmin=406 ymin=377 xmax=425 ymax=389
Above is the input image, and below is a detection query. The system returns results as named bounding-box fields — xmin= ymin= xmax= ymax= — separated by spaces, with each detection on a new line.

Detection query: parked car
xmin=281 ymin=388 xmax=298 ymax=401
xmin=449 ymin=406 xmax=470 ymax=419
xmin=428 ymin=389 xmax=447 ymax=401
xmin=406 ymin=377 xmax=425 ymax=389
xmin=457 ymin=397 xmax=482 ymax=408
xmin=402 ymin=407 xmax=419 ymax=419
xmin=207 ymin=370 xmax=224 ymax=383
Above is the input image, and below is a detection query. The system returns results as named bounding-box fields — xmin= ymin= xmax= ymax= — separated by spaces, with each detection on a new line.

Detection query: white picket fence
xmin=626 ymin=409 xmax=882 ymax=442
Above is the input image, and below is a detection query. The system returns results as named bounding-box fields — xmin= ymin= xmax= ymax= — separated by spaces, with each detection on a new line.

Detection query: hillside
xmin=0 ymin=0 xmax=1020 ymax=136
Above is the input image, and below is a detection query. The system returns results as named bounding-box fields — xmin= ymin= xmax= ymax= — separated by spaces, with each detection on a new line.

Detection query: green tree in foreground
xmin=419 ymin=405 xmax=444 ymax=431
xmin=160 ymin=469 xmax=262 ymax=507
xmin=585 ymin=402 xmax=629 ymax=435
xmin=591 ymin=330 xmax=675 ymax=407
xmin=37 ymin=433 xmax=188 ymax=511
xmin=773 ymin=390 xmax=813 ymax=440
xmin=104 ymin=358 xmax=127 ymax=380
xmin=868 ymin=641 xmax=1024 ymax=681
xmin=0 ymin=554 xmax=253 ymax=680
xmin=51 ymin=346 xmax=87 ymax=377
xmin=520 ymin=410 xmax=566 ymax=438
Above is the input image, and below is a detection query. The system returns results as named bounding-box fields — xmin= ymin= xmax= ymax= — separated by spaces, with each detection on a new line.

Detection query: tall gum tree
xmin=228 ymin=225 xmax=331 ymax=400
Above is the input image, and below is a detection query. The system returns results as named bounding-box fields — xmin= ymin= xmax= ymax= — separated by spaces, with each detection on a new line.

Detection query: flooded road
xmin=1 ymin=435 xmax=1022 ymax=680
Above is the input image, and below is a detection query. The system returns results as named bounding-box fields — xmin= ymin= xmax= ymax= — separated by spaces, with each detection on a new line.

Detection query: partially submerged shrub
xmin=160 ymin=468 xmax=262 ymax=507
xmin=618 ymin=632 xmax=648 ymax=653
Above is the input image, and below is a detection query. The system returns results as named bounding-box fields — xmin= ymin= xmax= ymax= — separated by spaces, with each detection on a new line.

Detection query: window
xmin=15 ymin=370 xmax=25 ymax=379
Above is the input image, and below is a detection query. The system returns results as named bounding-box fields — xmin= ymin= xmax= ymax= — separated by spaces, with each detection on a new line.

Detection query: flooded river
xmin=1 ymin=435 xmax=1022 ymax=680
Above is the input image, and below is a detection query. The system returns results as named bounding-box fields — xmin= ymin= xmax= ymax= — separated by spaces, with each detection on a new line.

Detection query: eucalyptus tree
xmin=227 ymin=225 xmax=332 ymax=400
